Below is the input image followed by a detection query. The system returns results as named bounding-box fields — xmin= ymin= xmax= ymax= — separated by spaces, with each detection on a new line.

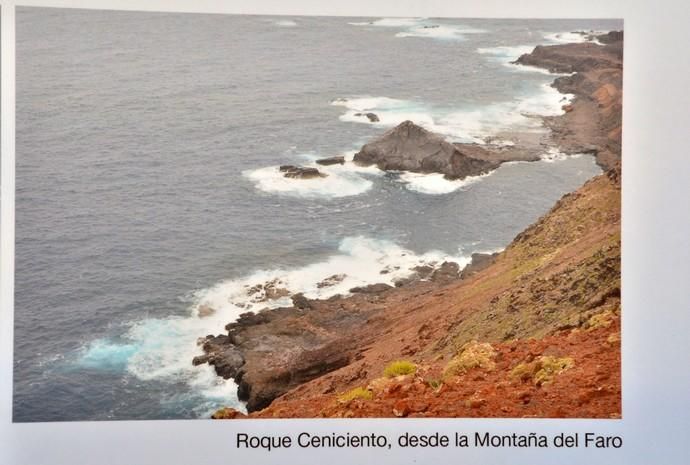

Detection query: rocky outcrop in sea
xmin=353 ymin=120 xmax=500 ymax=179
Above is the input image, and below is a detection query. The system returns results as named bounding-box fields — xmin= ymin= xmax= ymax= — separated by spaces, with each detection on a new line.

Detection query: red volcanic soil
xmin=241 ymin=318 xmax=620 ymax=419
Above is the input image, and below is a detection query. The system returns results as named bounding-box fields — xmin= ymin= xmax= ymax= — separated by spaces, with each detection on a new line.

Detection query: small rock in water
xmin=317 ymin=274 xmax=347 ymax=288
xmin=412 ymin=265 xmax=434 ymax=278
xmin=264 ymin=278 xmax=290 ymax=300
xmin=279 ymin=165 xmax=327 ymax=179
xmin=354 ymin=112 xmax=380 ymax=122
xmin=197 ymin=304 xmax=216 ymax=318
xmin=315 ymin=156 xmax=346 ymax=166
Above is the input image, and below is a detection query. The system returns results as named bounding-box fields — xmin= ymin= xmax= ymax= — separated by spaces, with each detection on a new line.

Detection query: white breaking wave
xmin=243 ymin=165 xmax=372 ymax=199
xmin=244 ymin=148 xmax=498 ymax=198
xmin=348 ymin=17 xmax=426 ymax=27
xmin=540 ymin=148 xmax=584 ymax=163
xmin=77 ymin=236 xmax=469 ymax=413
xmin=434 ymin=83 xmax=574 ymax=142
xmin=396 ymin=24 xmax=487 ymax=40
xmin=476 ymin=45 xmax=578 ymax=76
xmin=477 ymin=45 xmax=554 ymax=75
xmin=398 ymin=171 xmax=493 ymax=195
xmin=194 ymin=236 xmax=468 ymax=313
xmin=544 ymin=31 xmax=605 ymax=45
xmin=77 ymin=314 xmax=242 ymax=417
xmin=243 ymin=151 xmax=384 ymax=199
xmin=333 ymin=85 xmax=574 ymax=145
xmin=274 ymin=19 xmax=298 ymax=27
xmin=331 ymin=96 xmax=435 ymax=128
xmin=349 ymin=17 xmax=486 ymax=41
xmin=477 ymin=45 xmax=534 ymax=61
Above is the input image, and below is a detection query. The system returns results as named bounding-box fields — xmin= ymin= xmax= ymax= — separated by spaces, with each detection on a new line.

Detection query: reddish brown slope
xmin=214 ymin=168 xmax=621 ymax=419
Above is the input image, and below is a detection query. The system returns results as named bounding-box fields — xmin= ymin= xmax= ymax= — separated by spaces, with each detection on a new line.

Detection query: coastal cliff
xmin=515 ymin=32 xmax=623 ymax=170
xmin=203 ymin=32 xmax=623 ymax=418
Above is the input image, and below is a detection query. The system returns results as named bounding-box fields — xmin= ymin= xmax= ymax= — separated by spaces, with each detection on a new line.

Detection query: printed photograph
xmin=14 ymin=8 xmax=622 ymax=421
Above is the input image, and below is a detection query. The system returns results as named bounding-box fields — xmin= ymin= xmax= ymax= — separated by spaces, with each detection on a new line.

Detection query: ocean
xmin=13 ymin=8 xmax=622 ymax=421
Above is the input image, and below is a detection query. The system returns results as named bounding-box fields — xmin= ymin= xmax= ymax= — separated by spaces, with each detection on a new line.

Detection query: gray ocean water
xmin=13 ymin=8 xmax=622 ymax=422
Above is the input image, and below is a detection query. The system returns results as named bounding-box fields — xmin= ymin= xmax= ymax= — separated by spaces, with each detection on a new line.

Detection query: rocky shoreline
xmin=193 ymin=253 xmax=497 ymax=412
xmin=278 ymin=31 xmax=622 ymax=184
xmin=515 ymin=32 xmax=623 ymax=170
xmin=197 ymin=32 xmax=623 ymax=417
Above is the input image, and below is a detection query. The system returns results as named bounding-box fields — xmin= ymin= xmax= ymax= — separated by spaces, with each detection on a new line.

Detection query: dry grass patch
xmin=443 ymin=341 xmax=497 ymax=378
xmin=383 ymin=360 xmax=417 ymax=378
xmin=337 ymin=387 xmax=373 ymax=403
xmin=587 ymin=309 xmax=617 ymax=329
xmin=511 ymin=355 xmax=575 ymax=386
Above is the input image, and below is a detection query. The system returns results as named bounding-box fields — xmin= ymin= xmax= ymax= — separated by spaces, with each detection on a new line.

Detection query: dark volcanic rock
xmin=354 ymin=112 xmax=380 ymax=122
xmin=279 ymin=165 xmax=327 ymax=179
xmin=291 ymin=293 xmax=312 ymax=309
xmin=315 ymin=156 xmax=345 ymax=166
xmin=392 ymin=265 xmax=433 ymax=288
xmin=317 ymin=274 xmax=346 ymax=288
xmin=597 ymin=30 xmax=623 ymax=45
xmin=514 ymin=33 xmax=623 ymax=170
xmin=247 ymin=279 xmax=290 ymax=302
xmin=196 ymin=297 xmax=372 ymax=412
xmin=429 ymin=262 xmax=461 ymax=283
xmin=193 ymin=335 xmax=245 ymax=379
xmin=460 ymin=253 xmax=500 ymax=279
xmin=349 ymin=283 xmax=394 ymax=294
xmin=238 ymin=342 xmax=351 ymax=412
xmin=514 ymin=42 xmax=621 ymax=74
xmin=393 ymin=276 xmax=417 ymax=288
xmin=412 ymin=265 xmax=434 ymax=278
xmin=378 ymin=262 xmax=462 ymax=288
xmin=225 ymin=311 xmax=271 ymax=332
xmin=353 ymin=121 xmax=499 ymax=179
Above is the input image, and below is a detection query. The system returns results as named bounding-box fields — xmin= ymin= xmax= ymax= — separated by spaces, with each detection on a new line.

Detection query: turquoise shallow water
xmin=13 ymin=9 xmax=621 ymax=421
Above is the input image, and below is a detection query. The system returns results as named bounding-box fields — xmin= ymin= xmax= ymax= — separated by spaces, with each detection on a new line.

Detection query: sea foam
xmin=77 ymin=313 xmax=243 ymax=416
xmin=540 ymin=148 xmax=584 ymax=163
xmin=274 ymin=19 xmax=298 ymax=27
xmin=349 ymin=18 xmax=486 ymax=41
xmin=348 ymin=17 xmax=426 ymax=27
xmin=544 ymin=31 xmax=605 ymax=45
xmin=395 ymin=25 xmax=487 ymax=40
xmin=477 ymin=45 xmax=555 ymax=75
xmin=398 ymin=171 xmax=493 ymax=195
xmin=333 ymin=85 xmax=574 ymax=145
xmin=331 ymin=97 xmax=435 ymax=128
xmin=243 ymin=153 xmax=380 ymax=199
xmin=77 ymin=236 xmax=469 ymax=413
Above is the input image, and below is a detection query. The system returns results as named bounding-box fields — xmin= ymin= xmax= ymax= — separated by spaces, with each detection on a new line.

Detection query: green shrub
xmin=383 ymin=360 xmax=417 ymax=378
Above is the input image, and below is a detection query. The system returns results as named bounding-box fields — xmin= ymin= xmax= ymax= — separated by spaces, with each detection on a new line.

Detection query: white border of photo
xmin=1 ymin=1 xmax=689 ymax=464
